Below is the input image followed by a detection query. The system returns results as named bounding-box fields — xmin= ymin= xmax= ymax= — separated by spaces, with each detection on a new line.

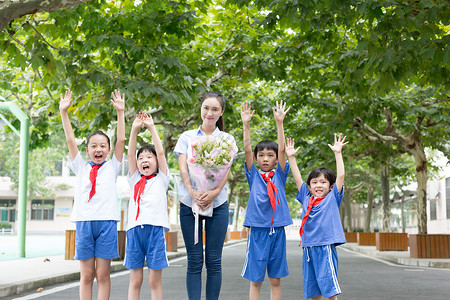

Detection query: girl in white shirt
xmin=125 ymin=112 xmax=169 ymax=300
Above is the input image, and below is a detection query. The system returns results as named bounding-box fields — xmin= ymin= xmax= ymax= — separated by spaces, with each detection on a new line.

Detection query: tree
xmin=354 ymin=88 xmax=450 ymax=234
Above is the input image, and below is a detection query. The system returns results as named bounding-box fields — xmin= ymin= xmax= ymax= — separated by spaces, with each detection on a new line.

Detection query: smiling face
xmin=255 ymin=148 xmax=278 ymax=172
xmin=86 ymin=134 xmax=111 ymax=164
xmin=137 ymin=149 xmax=158 ymax=176
xmin=201 ymin=97 xmax=224 ymax=128
xmin=308 ymin=173 xmax=333 ymax=198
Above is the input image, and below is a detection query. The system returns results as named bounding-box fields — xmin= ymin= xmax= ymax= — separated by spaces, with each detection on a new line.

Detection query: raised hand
xmin=328 ymin=133 xmax=348 ymax=153
xmin=141 ymin=112 xmax=155 ymax=128
xmin=273 ymin=100 xmax=290 ymax=123
xmin=59 ymin=90 xmax=73 ymax=112
xmin=111 ymin=89 xmax=125 ymax=112
xmin=240 ymin=101 xmax=255 ymax=124
xmin=286 ymin=138 xmax=300 ymax=157
xmin=131 ymin=113 xmax=144 ymax=130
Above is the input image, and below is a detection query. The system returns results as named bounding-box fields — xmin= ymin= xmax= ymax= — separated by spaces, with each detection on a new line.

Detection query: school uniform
xmin=124 ymin=168 xmax=170 ymax=270
xmin=241 ymin=162 xmax=292 ymax=282
xmin=68 ymin=152 xmax=122 ymax=260
xmin=296 ymin=183 xmax=346 ymax=298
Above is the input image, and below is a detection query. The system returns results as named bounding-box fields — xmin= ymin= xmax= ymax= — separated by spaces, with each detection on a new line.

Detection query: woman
xmin=174 ymin=91 xmax=236 ymax=300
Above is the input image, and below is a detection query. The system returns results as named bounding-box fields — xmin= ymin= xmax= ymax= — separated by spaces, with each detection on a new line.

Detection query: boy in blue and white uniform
xmin=240 ymin=100 xmax=293 ymax=300
xmin=125 ymin=112 xmax=170 ymax=300
xmin=286 ymin=134 xmax=348 ymax=300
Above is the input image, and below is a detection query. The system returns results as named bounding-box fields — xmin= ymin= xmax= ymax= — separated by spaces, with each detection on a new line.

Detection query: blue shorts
xmin=75 ymin=220 xmax=118 ymax=260
xmin=303 ymin=245 xmax=341 ymax=299
xmin=124 ymin=225 xmax=168 ymax=270
xmin=241 ymin=227 xmax=289 ymax=282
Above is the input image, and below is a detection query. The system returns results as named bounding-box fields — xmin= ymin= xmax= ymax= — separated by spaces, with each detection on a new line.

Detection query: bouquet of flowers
xmin=187 ymin=134 xmax=237 ymax=244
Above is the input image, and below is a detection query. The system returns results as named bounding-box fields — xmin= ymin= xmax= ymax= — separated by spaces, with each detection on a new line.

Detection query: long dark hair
xmin=201 ymin=91 xmax=225 ymax=131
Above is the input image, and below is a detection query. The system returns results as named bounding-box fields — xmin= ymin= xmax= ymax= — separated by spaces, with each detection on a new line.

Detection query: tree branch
xmin=205 ymin=67 xmax=230 ymax=88
xmin=26 ymin=21 xmax=59 ymax=50
xmin=0 ymin=0 xmax=92 ymax=32
xmin=353 ymin=117 xmax=397 ymax=142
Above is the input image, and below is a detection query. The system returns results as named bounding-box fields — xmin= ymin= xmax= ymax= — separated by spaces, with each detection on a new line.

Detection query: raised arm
xmin=328 ymin=133 xmax=348 ymax=193
xmin=240 ymin=101 xmax=255 ymax=170
xmin=111 ymin=89 xmax=126 ymax=162
xmin=142 ymin=113 xmax=168 ymax=176
xmin=59 ymin=90 xmax=79 ymax=161
xmin=273 ymin=100 xmax=290 ymax=171
xmin=286 ymin=138 xmax=303 ymax=191
xmin=128 ymin=114 xmax=143 ymax=176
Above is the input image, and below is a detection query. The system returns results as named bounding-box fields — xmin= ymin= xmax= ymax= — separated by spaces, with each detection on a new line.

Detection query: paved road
xmin=7 ymin=240 xmax=450 ymax=299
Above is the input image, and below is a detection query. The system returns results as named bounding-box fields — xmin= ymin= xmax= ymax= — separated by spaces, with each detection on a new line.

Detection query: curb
xmin=341 ymin=243 xmax=450 ymax=269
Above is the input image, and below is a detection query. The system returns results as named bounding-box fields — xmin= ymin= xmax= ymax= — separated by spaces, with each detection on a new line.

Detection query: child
xmin=124 ymin=112 xmax=170 ymax=300
xmin=240 ymin=100 xmax=293 ymax=300
xmin=59 ymin=89 xmax=125 ymax=300
xmin=286 ymin=134 xmax=348 ymax=300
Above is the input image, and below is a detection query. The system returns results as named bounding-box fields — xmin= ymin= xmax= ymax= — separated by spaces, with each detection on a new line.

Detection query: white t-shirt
xmin=173 ymin=126 xmax=236 ymax=208
xmin=68 ymin=152 xmax=122 ymax=222
xmin=126 ymin=169 xmax=170 ymax=232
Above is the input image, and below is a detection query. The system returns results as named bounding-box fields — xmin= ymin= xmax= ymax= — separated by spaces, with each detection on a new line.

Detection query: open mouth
xmin=95 ymin=154 xmax=103 ymax=159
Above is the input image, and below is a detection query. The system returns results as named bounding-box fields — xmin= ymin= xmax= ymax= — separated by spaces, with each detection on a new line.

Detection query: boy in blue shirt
xmin=240 ymin=100 xmax=293 ymax=300
xmin=286 ymin=134 xmax=348 ymax=300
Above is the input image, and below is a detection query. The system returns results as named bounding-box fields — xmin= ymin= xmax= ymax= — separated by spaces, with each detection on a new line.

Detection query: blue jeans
xmin=180 ymin=202 xmax=229 ymax=300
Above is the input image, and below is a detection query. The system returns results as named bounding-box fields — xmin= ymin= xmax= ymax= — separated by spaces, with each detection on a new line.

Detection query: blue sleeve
xmin=333 ymin=184 xmax=345 ymax=207
xmin=174 ymin=131 xmax=189 ymax=158
xmin=244 ymin=163 xmax=256 ymax=188
xmin=296 ymin=182 xmax=310 ymax=205
xmin=277 ymin=160 xmax=290 ymax=185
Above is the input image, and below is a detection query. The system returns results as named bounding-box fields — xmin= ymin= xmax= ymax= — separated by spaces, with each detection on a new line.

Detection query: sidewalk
xmin=341 ymin=243 xmax=450 ymax=269
xmin=1 ymin=241 xmax=450 ymax=298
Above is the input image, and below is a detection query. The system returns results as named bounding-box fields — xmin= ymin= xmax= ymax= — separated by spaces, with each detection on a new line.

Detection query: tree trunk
xmin=345 ymin=192 xmax=352 ymax=232
xmin=364 ymin=185 xmax=374 ymax=232
xmin=234 ymin=196 xmax=240 ymax=230
xmin=413 ymin=142 xmax=428 ymax=234
xmin=340 ymin=199 xmax=346 ymax=227
xmin=401 ymin=194 xmax=406 ymax=233
xmin=0 ymin=0 xmax=91 ymax=32
xmin=381 ymin=164 xmax=391 ymax=232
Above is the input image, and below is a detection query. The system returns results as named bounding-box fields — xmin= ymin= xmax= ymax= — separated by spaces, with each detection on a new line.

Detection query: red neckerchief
xmin=299 ymin=195 xmax=325 ymax=246
xmin=261 ymin=171 xmax=280 ymax=225
xmin=133 ymin=174 xmax=157 ymax=220
xmin=88 ymin=164 xmax=103 ymax=201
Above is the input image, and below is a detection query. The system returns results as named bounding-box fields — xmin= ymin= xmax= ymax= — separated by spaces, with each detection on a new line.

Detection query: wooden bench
xmin=357 ymin=232 xmax=376 ymax=246
xmin=345 ymin=232 xmax=357 ymax=243
xmin=229 ymin=231 xmax=241 ymax=240
xmin=375 ymin=232 xmax=408 ymax=251
xmin=410 ymin=234 xmax=450 ymax=258
xmin=166 ymin=231 xmax=178 ymax=252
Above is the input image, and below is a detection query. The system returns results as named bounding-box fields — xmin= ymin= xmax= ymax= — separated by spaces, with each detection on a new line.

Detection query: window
xmin=447 ymin=177 xmax=450 ymax=219
xmin=121 ymin=158 xmax=129 ymax=176
xmin=0 ymin=199 xmax=16 ymax=222
xmin=430 ymin=200 xmax=437 ymax=221
xmin=31 ymin=200 xmax=55 ymax=220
